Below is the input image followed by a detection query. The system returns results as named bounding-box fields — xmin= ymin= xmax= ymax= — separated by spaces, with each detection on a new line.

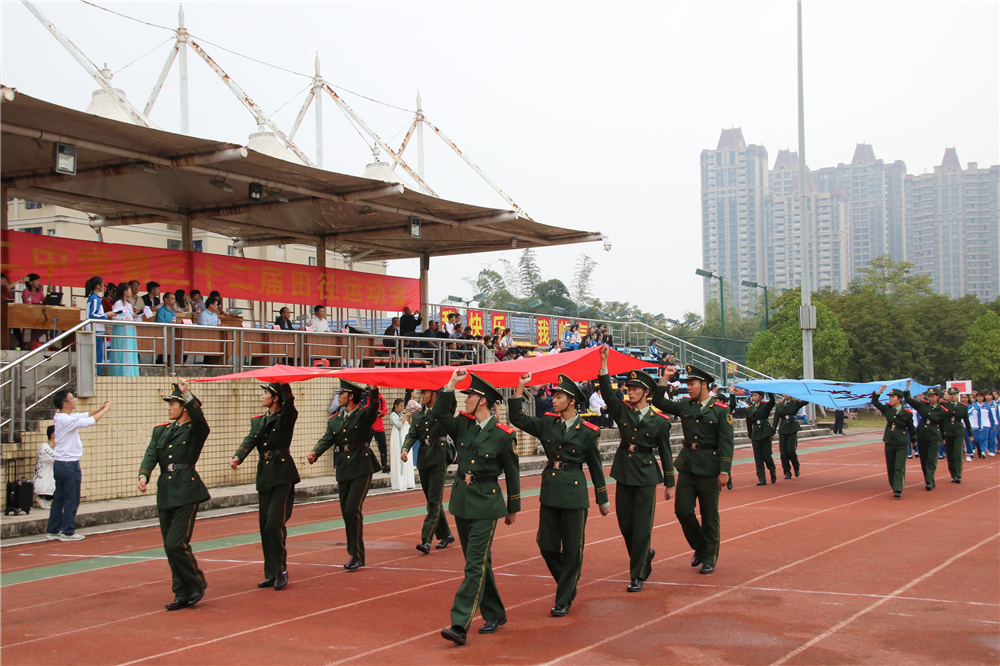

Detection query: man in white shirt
xmin=46 ymin=390 xmax=112 ymax=541
xmin=310 ymin=305 xmax=331 ymax=333
xmin=197 ymin=297 xmax=220 ymax=327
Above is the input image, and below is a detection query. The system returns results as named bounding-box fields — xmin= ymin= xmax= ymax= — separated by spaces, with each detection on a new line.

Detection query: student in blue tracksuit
xmin=985 ymin=392 xmax=998 ymax=456
xmin=969 ymin=393 xmax=992 ymax=459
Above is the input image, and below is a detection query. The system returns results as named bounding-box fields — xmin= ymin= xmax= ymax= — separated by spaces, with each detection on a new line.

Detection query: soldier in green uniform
xmin=400 ymin=388 xmax=455 ymax=554
xmin=307 ymin=380 xmax=382 ymax=570
xmin=745 ymin=391 xmax=777 ymax=486
xmin=138 ymin=380 xmax=210 ymax=610
xmin=510 ymin=372 xmax=609 ymax=616
xmin=231 ymin=382 xmax=300 ymax=590
xmin=903 ymin=382 xmax=947 ymax=491
xmin=942 ymin=387 xmax=973 ymax=483
xmin=772 ymin=395 xmax=810 ymax=479
xmin=871 ymin=386 xmax=917 ymax=499
xmin=651 ymin=363 xmax=734 ymax=575
xmin=432 ymin=369 xmax=520 ymax=646
xmin=597 ymin=347 xmax=675 ymax=592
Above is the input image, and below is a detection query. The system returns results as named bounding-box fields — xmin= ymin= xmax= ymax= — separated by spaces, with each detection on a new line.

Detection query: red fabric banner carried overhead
xmin=490 ymin=312 xmax=507 ymax=333
xmin=0 ymin=230 xmax=420 ymax=310
xmin=536 ymin=317 xmax=551 ymax=346
xmin=467 ymin=309 xmax=484 ymax=336
xmin=191 ymin=346 xmax=658 ymax=390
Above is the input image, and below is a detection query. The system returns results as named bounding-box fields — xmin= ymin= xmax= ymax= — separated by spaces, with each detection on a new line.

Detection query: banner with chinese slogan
xmin=1 ymin=230 xmax=420 ymax=310
xmin=467 ymin=309 xmax=484 ymax=336
xmin=557 ymin=318 xmax=571 ymax=341
xmin=576 ymin=320 xmax=589 ymax=337
xmin=536 ymin=317 xmax=551 ymax=346
xmin=440 ymin=306 xmax=458 ymax=327
xmin=490 ymin=312 xmax=506 ymax=333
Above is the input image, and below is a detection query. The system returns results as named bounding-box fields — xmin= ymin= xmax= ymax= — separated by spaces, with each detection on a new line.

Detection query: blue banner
xmin=733 ymin=378 xmax=937 ymax=409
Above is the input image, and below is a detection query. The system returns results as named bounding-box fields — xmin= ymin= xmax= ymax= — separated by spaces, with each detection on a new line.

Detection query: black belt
xmin=162 ymin=463 xmax=195 ymax=473
xmin=683 ymin=441 xmax=717 ymax=451
xmin=546 ymin=461 xmax=583 ymax=471
xmin=460 ymin=472 xmax=498 ymax=485
xmin=263 ymin=448 xmax=290 ymax=460
xmin=426 ymin=437 xmax=449 ymax=444
xmin=619 ymin=442 xmax=654 ymax=454
xmin=334 ymin=443 xmax=368 ymax=454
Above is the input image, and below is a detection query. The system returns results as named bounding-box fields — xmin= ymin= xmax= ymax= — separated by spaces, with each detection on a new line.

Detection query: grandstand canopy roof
xmin=0 ymin=89 xmax=602 ymax=262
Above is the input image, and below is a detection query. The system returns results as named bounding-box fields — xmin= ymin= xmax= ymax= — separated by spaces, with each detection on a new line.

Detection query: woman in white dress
xmin=388 ymin=399 xmax=416 ymax=490
xmin=34 ymin=425 xmax=56 ymax=509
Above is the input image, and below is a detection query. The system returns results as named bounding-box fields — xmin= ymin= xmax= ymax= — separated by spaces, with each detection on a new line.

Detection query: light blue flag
xmin=733 ymin=378 xmax=938 ymax=409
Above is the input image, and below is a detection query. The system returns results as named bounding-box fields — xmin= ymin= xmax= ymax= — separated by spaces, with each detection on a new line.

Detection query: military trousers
xmin=258 ymin=483 xmax=295 ymax=580
xmin=916 ymin=439 xmax=939 ymax=485
xmin=417 ymin=463 xmax=452 ymax=543
xmin=778 ymin=433 xmax=800 ymax=475
xmin=158 ymin=502 xmax=206 ymax=601
xmin=674 ymin=472 xmax=722 ymax=567
xmin=615 ymin=483 xmax=656 ymax=580
xmin=339 ymin=475 xmax=372 ymax=560
xmin=450 ymin=516 xmax=505 ymax=631
xmin=944 ymin=435 xmax=965 ymax=480
xmin=537 ymin=504 xmax=588 ymax=607
xmin=751 ymin=436 xmax=776 ymax=483
xmin=884 ymin=445 xmax=907 ymax=493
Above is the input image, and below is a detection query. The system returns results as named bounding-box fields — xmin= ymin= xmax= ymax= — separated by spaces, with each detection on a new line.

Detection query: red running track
xmin=1 ymin=435 xmax=998 ymax=665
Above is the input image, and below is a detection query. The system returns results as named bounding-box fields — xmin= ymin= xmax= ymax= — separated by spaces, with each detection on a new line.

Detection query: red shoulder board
xmin=495 ymin=422 xmax=514 ymax=434
xmin=328 ymin=413 xmax=336 ymax=419
xmin=252 ymin=413 xmax=265 ymax=419
xmin=156 ymin=422 xmax=171 ymax=428
xmin=459 ymin=411 xmax=475 ymax=420
xmin=714 ymin=401 xmax=729 ymax=409
xmin=582 ymin=421 xmax=600 ymax=431
xmin=940 ymin=405 xmax=950 ymax=412
xmin=545 ymin=412 xmax=560 ymax=417
xmin=654 ymin=411 xmax=671 ymax=420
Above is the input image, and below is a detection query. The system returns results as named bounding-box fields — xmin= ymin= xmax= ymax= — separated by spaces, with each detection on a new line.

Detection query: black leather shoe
xmin=627 ymin=578 xmax=644 ymax=592
xmin=257 ymin=579 xmax=275 ymax=588
xmin=784 ymin=472 xmax=792 ymax=480
xmin=770 ymin=470 xmax=777 ymax=483
xmin=382 ymin=466 xmax=391 ymax=474
xmin=893 ymin=491 xmax=901 ymax=499
xmin=441 ymin=625 xmax=467 ymax=645
xmin=165 ymin=598 xmax=187 ymax=611
xmin=644 ymin=549 xmax=655 ymax=578
xmin=955 ymin=478 xmax=962 ymax=484
xmin=691 ymin=554 xmax=702 ymax=568
xmin=416 ymin=541 xmax=431 ymax=554
xmin=794 ymin=468 xmax=800 ymax=477
xmin=344 ymin=556 xmax=365 ymax=571
xmin=699 ymin=563 xmax=715 ymax=575
xmin=756 ymin=481 xmax=767 ymax=486
xmin=479 ymin=617 xmax=507 ymax=634
xmin=550 ymin=604 xmax=569 ymax=617
xmin=436 ymin=534 xmax=455 ymax=549
xmin=185 ymin=588 xmax=205 ymax=608
xmin=274 ymin=571 xmax=288 ymax=590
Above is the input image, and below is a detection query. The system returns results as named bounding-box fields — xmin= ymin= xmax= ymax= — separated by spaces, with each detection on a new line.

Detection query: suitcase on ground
xmin=4 ymin=478 xmax=34 ymax=515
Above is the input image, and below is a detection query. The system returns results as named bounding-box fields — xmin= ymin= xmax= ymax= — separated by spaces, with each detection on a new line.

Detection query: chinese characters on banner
xmin=440 ymin=307 xmax=458 ymax=328
xmin=557 ymin=319 xmax=571 ymax=341
xmin=467 ymin=309 xmax=484 ymax=336
xmin=1 ymin=230 xmax=420 ymax=310
xmin=536 ymin=317 xmax=551 ymax=346
xmin=726 ymin=361 xmax=738 ymax=378
xmin=490 ymin=312 xmax=506 ymax=334
xmin=576 ymin=320 xmax=589 ymax=337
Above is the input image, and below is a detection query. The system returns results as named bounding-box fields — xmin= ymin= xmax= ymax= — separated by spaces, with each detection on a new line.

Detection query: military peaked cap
xmin=624 ymin=370 xmax=657 ymax=393
xmin=946 ymin=387 xmax=960 ymax=395
xmin=551 ymin=373 xmax=587 ymax=406
xmin=163 ymin=383 xmax=185 ymax=402
xmin=926 ymin=387 xmax=942 ymax=397
xmin=338 ymin=379 xmax=366 ymax=396
xmin=888 ymin=388 xmax=905 ymax=398
xmin=683 ymin=364 xmax=715 ymax=384
xmin=462 ymin=373 xmax=504 ymax=405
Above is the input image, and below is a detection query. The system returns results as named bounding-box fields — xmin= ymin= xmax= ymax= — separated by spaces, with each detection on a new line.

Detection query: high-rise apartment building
xmin=700 ymin=129 xmax=769 ymax=310
xmin=904 ymin=149 xmax=1000 ymax=300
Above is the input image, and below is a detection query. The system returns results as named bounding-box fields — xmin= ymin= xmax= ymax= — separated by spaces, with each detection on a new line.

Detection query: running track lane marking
xmin=770 ymin=532 xmax=1000 ymax=665
xmin=537 ymin=483 xmax=1000 ymax=665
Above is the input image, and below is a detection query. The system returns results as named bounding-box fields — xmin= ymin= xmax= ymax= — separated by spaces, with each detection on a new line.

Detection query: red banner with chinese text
xmin=467 ymin=309 xmax=484 ymax=336
xmin=1 ymin=230 xmax=420 ymax=310
xmin=490 ymin=312 xmax=506 ymax=333
xmin=440 ymin=307 xmax=458 ymax=328
xmin=557 ymin=319 xmax=571 ymax=341
xmin=536 ymin=317 xmax=551 ymax=346
xmin=577 ymin=320 xmax=589 ymax=337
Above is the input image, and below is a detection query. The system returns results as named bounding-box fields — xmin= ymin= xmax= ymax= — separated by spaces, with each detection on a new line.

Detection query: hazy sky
xmin=2 ymin=1 xmax=998 ymax=320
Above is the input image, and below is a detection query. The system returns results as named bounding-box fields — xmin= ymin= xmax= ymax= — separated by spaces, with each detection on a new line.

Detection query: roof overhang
xmin=1 ymin=88 xmax=603 ymax=261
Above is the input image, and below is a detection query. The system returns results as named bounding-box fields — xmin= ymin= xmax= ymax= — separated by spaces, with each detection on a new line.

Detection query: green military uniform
xmin=651 ymin=365 xmax=734 ymax=572
xmin=402 ymin=401 xmax=454 ymax=549
xmin=138 ymin=385 xmax=211 ymax=608
xmin=872 ymin=389 xmax=916 ymax=497
xmin=509 ymin=374 xmax=609 ymax=613
xmin=311 ymin=381 xmax=382 ymax=565
xmin=431 ymin=374 xmax=520 ymax=639
xmin=598 ymin=370 xmax=674 ymax=589
xmin=233 ymin=382 xmax=300 ymax=584
xmin=941 ymin=389 xmax=973 ymax=483
xmin=745 ymin=393 xmax=777 ymax=485
xmin=904 ymin=388 xmax=947 ymax=489
xmin=772 ymin=398 xmax=809 ymax=478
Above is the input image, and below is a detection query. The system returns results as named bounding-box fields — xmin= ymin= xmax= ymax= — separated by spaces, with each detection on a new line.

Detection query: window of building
xmin=24 ymin=201 xmax=43 ymax=210
xmin=22 ymin=226 xmax=43 ymax=235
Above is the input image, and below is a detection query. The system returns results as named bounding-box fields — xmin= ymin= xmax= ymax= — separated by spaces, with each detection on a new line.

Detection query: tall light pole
xmin=696 ymin=268 xmax=725 ymax=341
xmin=741 ymin=279 xmax=770 ymax=330
xmin=797 ymin=0 xmax=816 ymax=421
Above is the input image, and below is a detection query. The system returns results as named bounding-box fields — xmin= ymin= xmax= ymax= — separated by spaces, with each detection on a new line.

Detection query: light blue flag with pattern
xmin=733 ymin=378 xmax=937 ymax=409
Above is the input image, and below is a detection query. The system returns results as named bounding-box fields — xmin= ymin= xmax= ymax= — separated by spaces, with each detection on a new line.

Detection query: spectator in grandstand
xmin=275 ymin=307 xmax=294 ymax=330
xmin=142 ymin=281 xmax=163 ymax=313
xmin=197 ymin=297 xmax=221 ymax=327
xmin=310 ymin=305 xmax=331 ymax=333
xmin=173 ymin=289 xmax=191 ymax=316
xmin=400 ymin=306 xmax=421 ymax=336
xmin=190 ymin=290 xmax=205 ymax=315
xmin=208 ymin=291 xmax=226 ymax=316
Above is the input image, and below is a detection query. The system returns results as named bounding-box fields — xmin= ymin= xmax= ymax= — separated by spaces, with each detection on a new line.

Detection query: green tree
xmin=961 ymin=312 xmax=1000 ymax=386
xmin=903 ymin=293 xmax=982 ymax=384
xmin=745 ymin=289 xmax=851 ymax=379
xmin=570 ymin=254 xmax=598 ymax=306
xmin=849 ymin=254 xmax=932 ymax=305
xmin=464 ymin=268 xmax=516 ymax=310
xmin=532 ymin=279 xmax=576 ymax=312
xmin=517 ymin=249 xmax=542 ymax=299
